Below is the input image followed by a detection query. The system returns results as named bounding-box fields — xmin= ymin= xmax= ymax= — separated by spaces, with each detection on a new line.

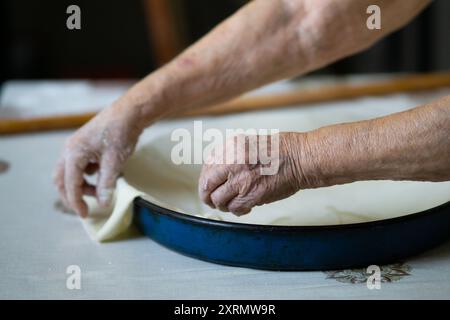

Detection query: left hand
xmin=198 ymin=132 xmax=312 ymax=215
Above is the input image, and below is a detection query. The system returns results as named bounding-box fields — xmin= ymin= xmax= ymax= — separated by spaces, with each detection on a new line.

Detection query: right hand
xmin=53 ymin=105 xmax=142 ymax=217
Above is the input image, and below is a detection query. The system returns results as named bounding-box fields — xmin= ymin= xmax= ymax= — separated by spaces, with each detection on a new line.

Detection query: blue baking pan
xmin=133 ymin=197 xmax=450 ymax=270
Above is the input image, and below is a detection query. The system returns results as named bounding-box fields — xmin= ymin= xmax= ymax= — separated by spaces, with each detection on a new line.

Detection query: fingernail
xmin=98 ymin=188 xmax=114 ymax=207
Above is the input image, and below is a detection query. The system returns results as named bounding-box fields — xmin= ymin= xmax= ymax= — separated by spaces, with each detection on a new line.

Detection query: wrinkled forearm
xmin=297 ymin=96 xmax=450 ymax=188
xmin=115 ymin=0 xmax=431 ymax=128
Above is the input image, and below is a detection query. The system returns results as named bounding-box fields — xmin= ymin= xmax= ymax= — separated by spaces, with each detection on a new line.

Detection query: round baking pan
xmin=133 ymin=197 xmax=450 ymax=270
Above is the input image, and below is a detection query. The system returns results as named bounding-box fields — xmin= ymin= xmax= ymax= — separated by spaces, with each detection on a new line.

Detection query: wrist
xmin=113 ymin=71 xmax=173 ymax=130
xmin=281 ymin=132 xmax=326 ymax=190
xmin=302 ymin=122 xmax=379 ymax=188
xmin=285 ymin=126 xmax=366 ymax=190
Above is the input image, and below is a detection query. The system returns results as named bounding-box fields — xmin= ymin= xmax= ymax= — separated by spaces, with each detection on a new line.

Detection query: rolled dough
xmin=83 ymin=131 xmax=450 ymax=242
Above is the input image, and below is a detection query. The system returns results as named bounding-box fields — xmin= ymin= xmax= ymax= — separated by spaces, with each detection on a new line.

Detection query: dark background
xmin=2 ymin=0 xmax=450 ymax=85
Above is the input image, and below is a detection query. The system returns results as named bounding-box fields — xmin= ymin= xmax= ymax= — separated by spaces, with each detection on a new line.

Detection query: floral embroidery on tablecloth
xmin=324 ymin=262 xmax=412 ymax=284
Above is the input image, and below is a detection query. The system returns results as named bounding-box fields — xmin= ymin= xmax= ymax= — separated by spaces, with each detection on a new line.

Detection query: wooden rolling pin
xmin=2 ymin=72 xmax=450 ymax=134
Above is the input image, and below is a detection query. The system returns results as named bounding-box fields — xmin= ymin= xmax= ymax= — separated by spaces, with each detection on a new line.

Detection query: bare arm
xmin=117 ymin=0 xmax=431 ymax=125
xmin=300 ymin=96 xmax=450 ymax=188
xmin=54 ymin=0 xmax=432 ymax=216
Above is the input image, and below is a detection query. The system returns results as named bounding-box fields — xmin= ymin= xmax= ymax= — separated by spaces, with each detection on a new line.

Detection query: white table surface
xmin=1 ymin=77 xmax=450 ymax=299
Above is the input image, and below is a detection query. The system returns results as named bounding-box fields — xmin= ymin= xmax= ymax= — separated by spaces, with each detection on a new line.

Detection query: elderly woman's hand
xmin=53 ymin=104 xmax=142 ymax=217
xmin=198 ymin=132 xmax=316 ymax=215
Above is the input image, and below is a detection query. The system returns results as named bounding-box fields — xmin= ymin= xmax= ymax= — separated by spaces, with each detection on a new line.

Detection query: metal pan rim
xmin=134 ymin=197 xmax=450 ymax=231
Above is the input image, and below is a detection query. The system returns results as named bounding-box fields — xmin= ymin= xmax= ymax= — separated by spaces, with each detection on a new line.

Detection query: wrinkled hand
xmin=198 ymin=132 xmax=312 ymax=216
xmin=53 ymin=106 xmax=142 ymax=217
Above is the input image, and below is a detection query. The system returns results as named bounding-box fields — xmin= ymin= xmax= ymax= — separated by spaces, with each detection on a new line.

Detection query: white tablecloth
xmin=1 ymin=76 xmax=450 ymax=299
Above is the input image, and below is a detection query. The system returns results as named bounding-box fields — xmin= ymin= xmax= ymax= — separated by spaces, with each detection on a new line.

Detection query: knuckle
xmin=235 ymin=208 xmax=251 ymax=216
xmin=198 ymin=187 xmax=214 ymax=207
xmin=229 ymin=204 xmax=250 ymax=216
xmin=65 ymin=150 xmax=84 ymax=164
xmin=235 ymin=171 xmax=255 ymax=195
xmin=198 ymin=192 xmax=209 ymax=204
xmin=228 ymin=197 xmax=244 ymax=211
xmin=198 ymin=176 xmax=212 ymax=202
xmin=197 ymin=174 xmax=206 ymax=191
xmin=198 ymin=186 xmax=211 ymax=204
xmin=63 ymin=135 xmax=82 ymax=151
xmin=200 ymin=174 xmax=215 ymax=192
xmin=210 ymin=192 xmax=224 ymax=207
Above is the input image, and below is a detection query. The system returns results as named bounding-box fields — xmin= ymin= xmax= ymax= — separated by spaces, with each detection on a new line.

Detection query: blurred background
xmin=1 ymin=0 xmax=450 ymax=86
